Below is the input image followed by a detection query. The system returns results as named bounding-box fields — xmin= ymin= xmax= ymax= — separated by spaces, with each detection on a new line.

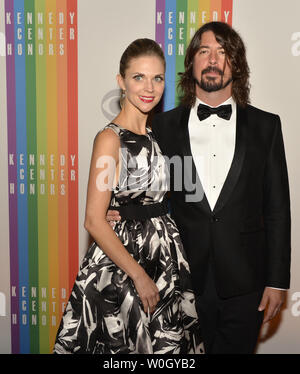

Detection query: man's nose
xmin=209 ymin=51 xmax=218 ymax=65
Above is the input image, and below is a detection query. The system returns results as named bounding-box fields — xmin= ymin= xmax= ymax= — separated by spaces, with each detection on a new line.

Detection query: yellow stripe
xmin=46 ymin=0 xmax=59 ymax=351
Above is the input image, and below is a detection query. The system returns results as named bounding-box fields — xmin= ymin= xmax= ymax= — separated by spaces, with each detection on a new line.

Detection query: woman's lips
xmin=139 ymin=96 xmax=155 ymax=103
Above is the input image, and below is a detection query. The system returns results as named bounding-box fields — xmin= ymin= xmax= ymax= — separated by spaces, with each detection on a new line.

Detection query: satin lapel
xmin=176 ymin=106 xmax=212 ymax=215
xmin=213 ymin=105 xmax=247 ymax=213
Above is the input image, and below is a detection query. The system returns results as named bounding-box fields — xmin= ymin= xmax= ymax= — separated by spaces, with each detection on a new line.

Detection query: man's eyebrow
xmin=199 ymin=45 xmax=224 ymax=49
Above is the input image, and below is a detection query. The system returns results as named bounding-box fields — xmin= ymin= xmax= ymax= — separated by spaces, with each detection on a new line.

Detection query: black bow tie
xmin=197 ymin=103 xmax=232 ymax=121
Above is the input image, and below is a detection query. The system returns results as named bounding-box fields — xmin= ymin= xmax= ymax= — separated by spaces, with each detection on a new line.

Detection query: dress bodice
xmin=99 ymin=123 xmax=169 ymax=207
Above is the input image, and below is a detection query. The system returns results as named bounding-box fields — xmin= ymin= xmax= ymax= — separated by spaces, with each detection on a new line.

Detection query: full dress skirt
xmin=53 ymin=123 xmax=204 ymax=354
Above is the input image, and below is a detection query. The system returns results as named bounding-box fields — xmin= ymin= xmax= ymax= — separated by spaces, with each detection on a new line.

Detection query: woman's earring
xmin=120 ymin=90 xmax=126 ymax=108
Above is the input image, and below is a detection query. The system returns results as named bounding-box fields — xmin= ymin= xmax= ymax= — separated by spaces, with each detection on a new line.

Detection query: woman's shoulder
xmin=93 ymin=123 xmax=121 ymax=154
xmin=96 ymin=123 xmax=122 ymax=138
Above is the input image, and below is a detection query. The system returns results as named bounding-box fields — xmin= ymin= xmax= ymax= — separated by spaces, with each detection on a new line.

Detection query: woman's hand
xmin=105 ymin=208 xmax=159 ymax=314
xmin=132 ymin=270 xmax=160 ymax=315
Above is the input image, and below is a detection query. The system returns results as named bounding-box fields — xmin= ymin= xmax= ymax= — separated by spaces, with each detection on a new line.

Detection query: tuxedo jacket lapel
xmin=174 ymin=105 xmax=247 ymax=215
xmin=176 ymin=106 xmax=212 ymax=215
xmin=213 ymin=105 xmax=247 ymax=213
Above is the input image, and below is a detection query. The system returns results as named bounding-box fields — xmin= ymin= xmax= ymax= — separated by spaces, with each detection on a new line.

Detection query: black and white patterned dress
xmin=54 ymin=123 xmax=204 ymax=354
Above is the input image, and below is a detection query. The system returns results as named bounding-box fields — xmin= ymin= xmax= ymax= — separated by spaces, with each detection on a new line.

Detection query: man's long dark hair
xmin=178 ymin=22 xmax=250 ymax=108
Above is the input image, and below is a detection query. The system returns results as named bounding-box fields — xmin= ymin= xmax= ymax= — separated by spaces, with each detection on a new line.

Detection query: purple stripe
xmin=5 ymin=0 xmax=19 ymax=354
xmin=155 ymin=0 xmax=165 ymax=50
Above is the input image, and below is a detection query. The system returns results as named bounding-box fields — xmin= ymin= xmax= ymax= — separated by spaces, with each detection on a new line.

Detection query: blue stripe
xmin=164 ymin=0 xmax=177 ymax=111
xmin=14 ymin=0 xmax=30 ymax=353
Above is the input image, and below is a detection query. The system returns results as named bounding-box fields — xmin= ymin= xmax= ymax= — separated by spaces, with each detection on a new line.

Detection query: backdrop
xmin=0 ymin=0 xmax=299 ymax=354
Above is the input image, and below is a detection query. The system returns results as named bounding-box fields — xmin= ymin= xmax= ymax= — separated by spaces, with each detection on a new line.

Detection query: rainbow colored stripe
xmin=155 ymin=0 xmax=233 ymax=111
xmin=5 ymin=0 xmax=78 ymax=353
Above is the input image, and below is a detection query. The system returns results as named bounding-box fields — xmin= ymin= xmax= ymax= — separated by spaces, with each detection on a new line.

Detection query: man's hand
xmin=258 ymin=287 xmax=286 ymax=323
xmin=106 ymin=209 xmax=121 ymax=227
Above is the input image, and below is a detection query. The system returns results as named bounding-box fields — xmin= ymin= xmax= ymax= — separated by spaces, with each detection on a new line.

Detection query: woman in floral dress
xmin=54 ymin=38 xmax=204 ymax=355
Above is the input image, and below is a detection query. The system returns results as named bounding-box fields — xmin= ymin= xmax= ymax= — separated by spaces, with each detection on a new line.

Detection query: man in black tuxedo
xmin=151 ymin=22 xmax=291 ymax=354
xmin=108 ymin=22 xmax=291 ymax=354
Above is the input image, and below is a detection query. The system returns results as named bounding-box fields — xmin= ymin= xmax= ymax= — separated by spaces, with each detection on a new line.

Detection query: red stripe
xmin=67 ymin=0 xmax=78 ymax=291
xmin=221 ymin=0 xmax=233 ymax=25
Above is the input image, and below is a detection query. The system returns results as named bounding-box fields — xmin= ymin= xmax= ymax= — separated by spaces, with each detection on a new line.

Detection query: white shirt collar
xmin=194 ymin=96 xmax=235 ymax=109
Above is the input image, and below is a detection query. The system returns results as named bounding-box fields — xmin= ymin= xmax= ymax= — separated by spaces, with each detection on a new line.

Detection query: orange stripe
xmin=210 ymin=0 xmax=222 ymax=22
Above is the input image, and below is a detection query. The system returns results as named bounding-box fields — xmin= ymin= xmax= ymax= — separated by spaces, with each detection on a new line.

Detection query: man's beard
xmin=195 ymin=66 xmax=232 ymax=92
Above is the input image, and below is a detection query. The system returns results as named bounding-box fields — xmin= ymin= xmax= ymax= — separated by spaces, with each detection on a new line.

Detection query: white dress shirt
xmin=188 ymin=96 xmax=236 ymax=211
xmin=188 ymin=96 xmax=285 ymax=292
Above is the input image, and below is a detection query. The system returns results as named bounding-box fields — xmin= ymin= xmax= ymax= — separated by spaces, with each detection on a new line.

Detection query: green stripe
xmin=175 ymin=0 xmax=187 ymax=106
xmin=35 ymin=0 xmax=49 ymax=354
xmin=25 ymin=0 xmax=39 ymax=353
xmin=187 ymin=0 xmax=199 ymax=44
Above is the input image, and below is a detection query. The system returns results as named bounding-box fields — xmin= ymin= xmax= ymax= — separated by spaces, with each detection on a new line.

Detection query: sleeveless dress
xmin=53 ymin=123 xmax=204 ymax=354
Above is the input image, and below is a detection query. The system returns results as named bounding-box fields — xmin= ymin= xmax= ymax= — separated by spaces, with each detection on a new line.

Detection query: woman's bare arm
xmin=84 ymin=129 xmax=159 ymax=313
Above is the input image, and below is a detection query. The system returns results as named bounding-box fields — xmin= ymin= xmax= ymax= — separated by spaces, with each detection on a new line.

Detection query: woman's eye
xmin=155 ymin=76 xmax=164 ymax=82
xmin=133 ymin=75 xmax=143 ymax=81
